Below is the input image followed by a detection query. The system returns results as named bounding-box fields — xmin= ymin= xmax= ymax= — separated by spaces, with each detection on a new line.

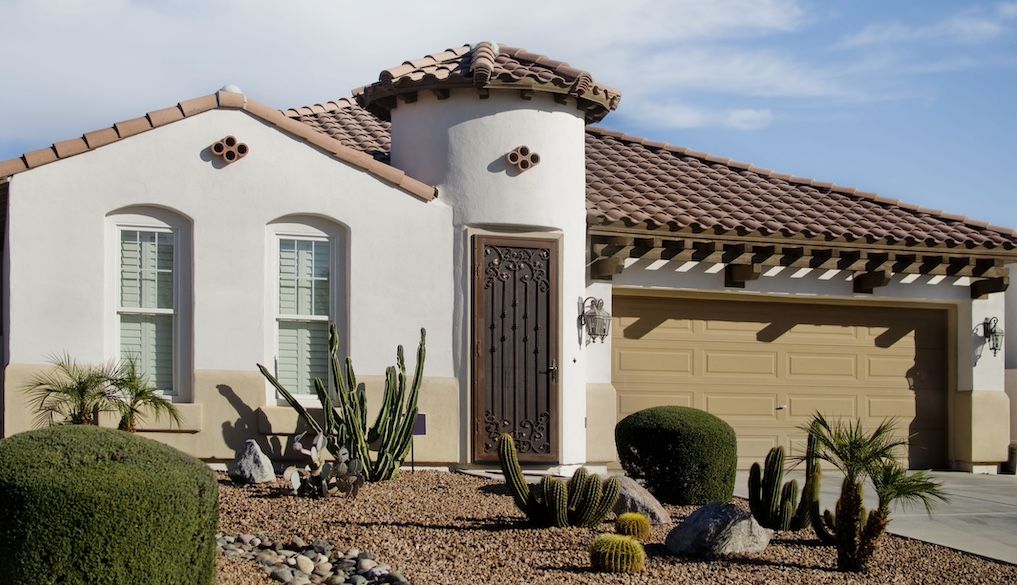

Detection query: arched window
xmin=107 ymin=206 xmax=192 ymax=400
xmin=267 ymin=216 xmax=346 ymax=398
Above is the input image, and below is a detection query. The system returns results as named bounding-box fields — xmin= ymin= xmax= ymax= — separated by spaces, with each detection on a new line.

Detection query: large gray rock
xmin=665 ymin=503 xmax=772 ymax=557
xmin=612 ymin=476 xmax=671 ymax=525
xmin=229 ymin=439 xmax=275 ymax=484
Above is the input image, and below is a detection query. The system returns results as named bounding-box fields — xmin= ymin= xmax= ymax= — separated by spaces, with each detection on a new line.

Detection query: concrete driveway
xmin=734 ymin=470 xmax=1017 ymax=564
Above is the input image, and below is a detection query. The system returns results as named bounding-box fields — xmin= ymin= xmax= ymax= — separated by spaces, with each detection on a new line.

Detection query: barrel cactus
xmin=614 ymin=512 xmax=651 ymax=541
xmin=589 ymin=533 xmax=646 ymax=573
xmin=497 ymin=433 xmax=619 ymax=528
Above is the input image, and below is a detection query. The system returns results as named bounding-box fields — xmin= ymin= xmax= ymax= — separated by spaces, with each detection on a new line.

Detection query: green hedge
xmin=0 ymin=425 xmax=218 ymax=585
xmin=615 ymin=406 xmax=737 ymax=505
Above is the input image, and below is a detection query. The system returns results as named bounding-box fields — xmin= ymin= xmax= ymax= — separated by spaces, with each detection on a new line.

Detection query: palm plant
xmin=110 ymin=354 xmax=181 ymax=432
xmin=24 ymin=354 xmax=118 ymax=427
xmin=805 ymin=413 xmax=947 ymax=572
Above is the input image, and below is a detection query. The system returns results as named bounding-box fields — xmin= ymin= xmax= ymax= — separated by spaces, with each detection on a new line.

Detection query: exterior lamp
xmin=982 ymin=317 xmax=1004 ymax=357
xmin=579 ymin=296 xmax=611 ymax=343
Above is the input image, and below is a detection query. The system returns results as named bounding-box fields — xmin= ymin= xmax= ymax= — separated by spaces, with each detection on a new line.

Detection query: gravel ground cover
xmin=217 ymin=471 xmax=1017 ymax=584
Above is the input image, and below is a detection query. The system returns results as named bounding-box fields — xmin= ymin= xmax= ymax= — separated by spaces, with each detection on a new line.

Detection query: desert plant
xmin=258 ymin=325 xmax=425 ymax=482
xmin=23 ymin=354 xmax=119 ymax=426
xmin=497 ymin=433 xmax=620 ymax=527
xmin=589 ymin=533 xmax=646 ymax=573
xmin=748 ymin=433 xmax=819 ymax=531
xmin=0 ymin=425 xmax=218 ymax=584
xmin=110 ymin=354 xmax=181 ymax=432
xmin=614 ymin=512 xmax=651 ymax=541
xmin=615 ymin=405 xmax=737 ymax=504
xmin=284 ymin=432 xmax=365 ymax=498
xmin=804 ymin=414 xmax=947 ymax=572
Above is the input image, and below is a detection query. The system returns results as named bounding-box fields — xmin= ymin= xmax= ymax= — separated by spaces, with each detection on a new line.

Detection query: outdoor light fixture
xmin=982 ymin=317 xmax=1004 ymax=357
xmin=579 ymin=296 xmax=611 ymax=343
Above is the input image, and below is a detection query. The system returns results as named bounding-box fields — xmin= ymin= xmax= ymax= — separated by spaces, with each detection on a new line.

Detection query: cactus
xmin=748 ymin=432 xmax=819 ymax=531
xmin=614 ymin=512 xmax=651 ymax=541
xmin=258 ymin=325 xmax=426 ymax=482
xmin=496 ymin=433 xmax=620 ymax=527
xmin=589 ymin=534 xmax=646 ymax=573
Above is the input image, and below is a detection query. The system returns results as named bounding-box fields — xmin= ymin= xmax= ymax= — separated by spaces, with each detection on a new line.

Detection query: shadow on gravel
xmin=769 ymin=537 xmax=828 ymax=548
xmin=477 ymin=483 xmax=512 ymax=496
xmin=718 ymin=555 xmax=836 ymax=573
xmin=328 ymin=516 xmax=531 ymax=532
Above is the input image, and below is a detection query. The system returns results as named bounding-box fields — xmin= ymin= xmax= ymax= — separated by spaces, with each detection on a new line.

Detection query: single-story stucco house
xmin=2 ymin=42 xmax=1015 ymax=473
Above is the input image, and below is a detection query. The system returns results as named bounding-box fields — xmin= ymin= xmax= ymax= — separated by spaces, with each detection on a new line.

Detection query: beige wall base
xmin=3 ymin=364 xmax=460 ymax=464
xmin=953 ymin=390 xmax=1011 ymax=468
xmin=585 ymin=383 xmax=618 ymax=463
xmin=1006 ymin=370 xmax=1017 ymax=445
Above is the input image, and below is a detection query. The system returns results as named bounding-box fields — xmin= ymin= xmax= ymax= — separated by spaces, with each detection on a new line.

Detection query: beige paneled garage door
xmin=612 ymin=295 xmax=948 ymax=469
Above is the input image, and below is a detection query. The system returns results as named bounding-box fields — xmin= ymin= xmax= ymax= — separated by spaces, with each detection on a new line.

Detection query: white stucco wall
xmin=5 ymin=109 xmax=455 ymax=385
xmin=1007 ymin=264 xmax=1017 ymax=445
xmin=391 ymin=90 xmax=589 ymax=464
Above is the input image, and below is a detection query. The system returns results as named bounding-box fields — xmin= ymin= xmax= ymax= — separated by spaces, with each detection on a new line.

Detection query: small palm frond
xmin=23 ymin=353 xmax=117 ymax=426
xmin=800 ymin=413 xmax=908 ymax=483
xmin=111 ymin=354 xmax=181 ymax=431
xmin=872 ymin=461 xmax=948 ymax=515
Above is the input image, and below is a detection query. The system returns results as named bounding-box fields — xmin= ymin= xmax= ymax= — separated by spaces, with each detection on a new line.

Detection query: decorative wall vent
xmin=505 ymin=146 xmax=540 ymax=172
xmin=210 ymin=135 xmax=249 ymax=164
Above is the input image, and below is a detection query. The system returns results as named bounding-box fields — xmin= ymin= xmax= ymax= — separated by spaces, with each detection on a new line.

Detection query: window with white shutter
xmin=276 ymin=237 xmax=331 ymax=395
xmin=117 ymin=228 xmax=175 ymax=394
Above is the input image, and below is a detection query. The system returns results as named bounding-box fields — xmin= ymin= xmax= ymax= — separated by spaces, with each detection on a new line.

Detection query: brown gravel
xmin=217 ymin=471 xmax=1016 ymax=584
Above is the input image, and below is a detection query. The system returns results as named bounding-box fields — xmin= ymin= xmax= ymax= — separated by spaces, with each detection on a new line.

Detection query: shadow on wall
xmin=218 ymin=384 xmax=282 ymax=461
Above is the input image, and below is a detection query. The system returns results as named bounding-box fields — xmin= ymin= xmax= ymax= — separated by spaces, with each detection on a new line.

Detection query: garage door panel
xmin=787 ymin=353 xmax=857 ymax=378
xmin=704 ymin=351 xmax=777 ymax=377
xmin=705 ymin=393 xmax=778 ymax=417
xmin=613 ymin=296 xmax=948 ymax=470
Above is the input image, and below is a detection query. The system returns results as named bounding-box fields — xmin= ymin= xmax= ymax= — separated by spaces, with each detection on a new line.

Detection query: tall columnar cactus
xmin=258 ymin=325 xmax=425 ymax=482
xmin=589 ymin=534 xmax=646 ymax=573
xmin=497 ymin=433 xmax=620 ymax=528
xmin=748 ymin=432 xmax=818 ymax=531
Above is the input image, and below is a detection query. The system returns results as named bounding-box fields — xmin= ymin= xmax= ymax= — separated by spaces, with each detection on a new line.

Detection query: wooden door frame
xmin=471 ymin=234 xmax=560 ymax=464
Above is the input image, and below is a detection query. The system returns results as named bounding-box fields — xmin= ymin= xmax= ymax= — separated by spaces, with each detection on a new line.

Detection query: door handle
xmin=542 ymin=359 xmax=559 ymax=382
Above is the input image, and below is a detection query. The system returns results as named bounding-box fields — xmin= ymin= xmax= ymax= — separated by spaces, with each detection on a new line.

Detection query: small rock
xmin=229 ymin=439 xmax=276 ymax=484
xmin=312 ymin=539 xmax=332 ymax=554
xmin=295 ymin=554 xmax=315 ymax=574
xmin=251 ymin=537 xmax=262 ymax=547
xmin=256 ymin=551 xmax=279 ymax=565
xmin=239 ymin=533 xmax=256 ymax=545
xmin=345 ymin=548 xmax=360 ymax=559
xmin=357 ymin=558 xmax=378 ymax=572
xmin=270 ymin=566 xmax=295 ymax=583
xmin=348 ymin=576 xmax=368 ymax=585
xmin=292 ymin=536 xmax=308 ymax=549
xmin=313 ymin=561 xmax=333 ymax=576
xmin=324 ymin=577 xmax=345 ymax=585
xmin=665 ymin=502 xmax=772 ymax=557
xmin=612 ymin=476 xmax=672 ymax=525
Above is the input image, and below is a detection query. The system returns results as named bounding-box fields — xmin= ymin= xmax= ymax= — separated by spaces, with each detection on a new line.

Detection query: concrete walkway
xmin=734 ymin=470 xmax=1017 ymax=565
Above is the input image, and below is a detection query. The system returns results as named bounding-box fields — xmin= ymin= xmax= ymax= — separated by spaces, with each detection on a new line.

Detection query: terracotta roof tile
xmin=178 ymin=95 xmax=218 ymax=117
xmin=114 ymin=117 xmax=151 ymax=138
xmin=52 ymin=138 xmax=88 ymax=159
xmin=358 ymin=42 xmax=621 ymax=124
xmin=23 ymin=147 xmax=57 ymax=168
xmin=147 ymin=106 xmax=184 ymax=128
xmin=83 ymin=127 xmax=119 ymax=149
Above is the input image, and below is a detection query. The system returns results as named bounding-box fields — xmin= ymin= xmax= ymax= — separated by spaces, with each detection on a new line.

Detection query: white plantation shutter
xmin=277 ymin=321 xmax=329 ymax=395
xmin=118 ymin=228 xmax=175 ymax=394
xmin=277 ymin=237 xmax=331 ymax=395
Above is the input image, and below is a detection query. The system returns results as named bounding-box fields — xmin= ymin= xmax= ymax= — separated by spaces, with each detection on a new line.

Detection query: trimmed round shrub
xmin=615 ymin=406 xmax=737 ymax=505
xmin=0 ymin=425 xmax=218 ymax=585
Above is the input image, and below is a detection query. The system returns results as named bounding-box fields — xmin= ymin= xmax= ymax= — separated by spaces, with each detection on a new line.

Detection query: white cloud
xmin=0 ymin=0 xmax=815 ymax=148
xmin=726 ymin=108 xmax=774 ymax=130
xmin=842 ymin=11 xmax=1007 ymax=47
xmin=623 ymin=102 xmax=774 ymax=131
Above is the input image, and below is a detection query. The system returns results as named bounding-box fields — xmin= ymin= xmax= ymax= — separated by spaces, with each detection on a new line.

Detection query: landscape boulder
xmin=229 ymin=439 xmax=275 ymax=484
xmin=612 ymin=476 xmax=671 ymax=525
xmin=665 ymin=503 xmax=772 ymax=557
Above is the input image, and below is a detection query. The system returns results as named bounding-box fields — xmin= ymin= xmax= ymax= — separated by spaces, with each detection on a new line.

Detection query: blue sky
xmin=1 ymin=0 xmax=1015 ymax=229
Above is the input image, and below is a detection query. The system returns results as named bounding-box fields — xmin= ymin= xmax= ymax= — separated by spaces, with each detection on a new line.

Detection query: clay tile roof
xmin=281 ymin=98 xmax=391 ymax=163
xmin=357 ymin=42 xmax=621 ymax=124
xmin=583 ymin=127 xmax=1017 ymax=251
xmin=0 ymin=92 xmax=433 ymax=202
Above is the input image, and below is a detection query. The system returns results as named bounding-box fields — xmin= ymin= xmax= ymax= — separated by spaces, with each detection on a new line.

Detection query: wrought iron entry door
xmin=472 ymin=236 xmax=559 ymax=463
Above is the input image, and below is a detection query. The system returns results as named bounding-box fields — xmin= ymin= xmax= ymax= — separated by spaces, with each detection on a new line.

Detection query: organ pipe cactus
xmin=748 ymin=432 xmax=818 ymax=531
xmin=258 ymin=325 xmax=426 ymax=482
xmin=496 ymin=433 xmax=620 ymax=528
xmin=589 ymin=534 xmax=646 ymax=573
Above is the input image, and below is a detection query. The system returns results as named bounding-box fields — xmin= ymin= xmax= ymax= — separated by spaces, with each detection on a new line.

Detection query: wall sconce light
xmin=579 ymin=296 xmax=611 ymax=344
xmin=982 ymin=317 xmax=1004 ymax=357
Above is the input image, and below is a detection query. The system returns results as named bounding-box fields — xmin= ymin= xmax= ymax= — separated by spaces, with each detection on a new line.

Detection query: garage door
xmin=612 ymin=295 xmax=948 ymax=469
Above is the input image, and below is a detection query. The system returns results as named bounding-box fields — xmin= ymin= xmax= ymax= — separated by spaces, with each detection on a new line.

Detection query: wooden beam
xmin=724 ymin=263 xmax=761 ymax=288
xmin=397 ymin=92 xmax=418 ymax=104
xmin=837 ymin=250 xmax=868 ymax=272
xmin=853 ymin=269 xmax=892 ymax=294
xmin=970 ymin=276 xmax=1009 ymax=299
xmin=553 ymin=93 xmax=569 ymax=105
xmin=519 ymin=89 xmax=534 ymax=101
xmin=590 ymin=257 xmax=625 ymax=280
xmin=433 ymin=88 xmax=451 ymax=100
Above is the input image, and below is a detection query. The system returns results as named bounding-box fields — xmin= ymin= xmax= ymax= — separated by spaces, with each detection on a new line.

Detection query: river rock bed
xmin=216 ymin=470 xmax=1017 ymax=584
xmin=217 ymin=532 xmax=407 ymax=585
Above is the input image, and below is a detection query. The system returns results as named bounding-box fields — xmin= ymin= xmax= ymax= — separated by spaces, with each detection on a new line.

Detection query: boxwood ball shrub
xmin=615 ymin=405 xmax=737 ymax=505
xmin=0 ymin=425 xmax=219 ymax=585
